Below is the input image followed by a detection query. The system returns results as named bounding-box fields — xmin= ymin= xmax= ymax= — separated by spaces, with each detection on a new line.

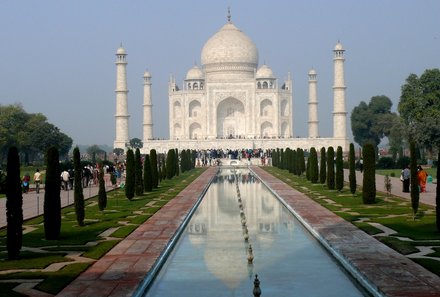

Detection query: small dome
xmin=116 ymin=47 xmax=126 ymax=55
xmin=143 ymin=71 xmax=151 ymax=78
xmin=201 ymin=22 xmax=258 ymax=67
xmin=334 ymin=42 xmax=344 ymax=51
xmin=186 ymin=65 xmax=204 ymax=80
xmin=308 ymin=68 xmax=317 ymax=75
xmin=256 ymin=64 xmax=275 ymax=79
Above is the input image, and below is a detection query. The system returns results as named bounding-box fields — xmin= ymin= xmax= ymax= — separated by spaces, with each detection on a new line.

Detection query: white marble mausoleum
xmin=114 ymin=15 xmax=349 ymax=154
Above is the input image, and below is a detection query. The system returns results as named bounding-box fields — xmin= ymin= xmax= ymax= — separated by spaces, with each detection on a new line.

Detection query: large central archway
xmin=216 ymin=97 xmax=245 ymax=138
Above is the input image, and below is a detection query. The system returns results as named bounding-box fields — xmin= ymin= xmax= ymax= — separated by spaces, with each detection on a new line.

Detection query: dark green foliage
xmin=134 ymin=148 xmax=143 ymax=196
xmin=44 ymin=146 xmax=61 ymax=240
xmin=396 ymin=156 xmax=411 ymax=170
xmin=436 ymin=151 xmax=440 ymax=232
xmin=299 ymin=149 xmax=306 ymax=175
xmin=98 ymin=167 xmax=107 ymax=211
xmin=336 ymin=146 xmax=344 ymax=191
xmin=6 ymin=146 xmax=23 ymax=259
xmin=280 ymin=149 xmax=285 ymax=169
xmin=320 ymin=147 xmax=326 ymax=184
xmin=410 ymin=141 xmax=419 ymax=216
xmin=292 ymin=149 xmax=297 ymax=174
xmin=180 ymin=150 xmax=187 ymax=173
xmin=377 ymin=157 xmax=395 ymax=169
xmin=143 ymin=154 xmax=153 ymax=192
xmin=349 ymin=143 xmax=356 ymax=195
xmin=166 ymin=149 xmax=175 ymax=179
xmin=73 ymin=147 xmax=85 ymax=226
xmin=125 ymin=149 xmax=135 ymax=200
xmin=306 ymin=155 xmax=311 ymax=180
xmin=362 ymin=143 xmax=376 ymax=204
xmin=150 ymin=149 xmax=159 ymax=188
xmin=327 ymin=147 xmax=335 ymax=189
xmin=174 ymin=148 xmax=179 ymax=177
xmin=309 ymin=147 xmax=319 ymax=183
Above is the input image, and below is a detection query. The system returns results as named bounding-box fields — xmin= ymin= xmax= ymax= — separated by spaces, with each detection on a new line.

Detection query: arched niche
xmin=189 ymin=122 xmax=202 ymax=139
xmin=216 ymin=97 xmax=245 ymax=138
xmin=189 ymin=100 xmax=201 ymax=118
xmin=261 ymin=121 xmax=273 ymax=138
xmin=260 ymin=99 xmax=273 ymax=117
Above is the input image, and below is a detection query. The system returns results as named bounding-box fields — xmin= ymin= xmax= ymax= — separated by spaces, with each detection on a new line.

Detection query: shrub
xmin=6 ymin=146 xmax=23 ymax=259
xmin=348 ymin=143 xmax=356 ymax=195
xmin=319 ymin=147 xmax=326 ymax=184
xmin=362 ymin=143 xmax=376 ymax=204
xmin=135 ymin=148 xmax=143 ymax=196
xmin=166 ymin=149 xmax=175 ymax=179
xmin=98 ymin=167 xmax=107 ymax=211
xmin=327 ymin=147 xmax=335 ymax=190
xmin=143 ymin=154 xmax=153 ymax=192
xmin=44 ymin=146 xmax=61 ymax=240
xmin=73 ymin=147 xmax=85 ymax=226
xmin=309 ymin=147 xmax=319 ymax=183
xmin=150 ymin=149 xmax=158 ymax=188
xmin=336 ymin=146 xmax=344 ymax=191
xmin=125 ymin=149 xmax=135 ymax=200
xmin=377 ymin=157 xmax=395 ymax=169
xmin=396 ymin=156 xmax=410 ymax=170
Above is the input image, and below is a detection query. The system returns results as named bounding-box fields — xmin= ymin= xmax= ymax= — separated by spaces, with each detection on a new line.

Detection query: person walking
xmin=401 ymin=165 xmax=410 ymax=193
xmin=61 ymin=170 xmax=70 ymax=191
xmin=33 ymin=169 xmax=42 ymax=193
xmin=417 ymin=165 xmax=428 ymax=193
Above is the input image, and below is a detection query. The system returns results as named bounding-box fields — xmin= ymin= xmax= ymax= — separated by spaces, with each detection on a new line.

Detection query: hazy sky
xmin=1 ymin=0 xmax=439 ymax=147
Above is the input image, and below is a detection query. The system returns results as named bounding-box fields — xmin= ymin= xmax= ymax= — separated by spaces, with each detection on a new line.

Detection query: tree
xmin=135 ymin=148 xmax=143 ymax=196
xmin=410 ymin=141 xmax=419 ymax=217
xmin=336 ymin=146 xmax=344 ymax=191
xmin=113 ymin=148 xmax=124 ymax=163
xmin=125 ymin=149 xmax=135 ymax=200
xmin=127 ymin=138 xmax=143 ymax=150
xmin=150 ymin=149 xmax=159 ymax=188
xmin=309 ymin=147 xmax=319 ymax=183
xmin=348 ymin=143 xmax=357 ymax=195
xmin=98 ymin=166 xmax=107 ymax=211
xmin=73 ymin=147 xmax=85 ymax=226
xmin=44 ymin=146 xmax=61 ymax=240
xmin=166 ymin=149 xmax=175 ymax=179
xmin=6 ymin=146 xmax=23 ymax=259
xmin=362 ymin=143 xmax=376 ymax=204
xmin=398 ymin=68 xmax=440 ymax=229
xmin=87 ymin=145 xmax=105 ymax=163
xmin=174 ymin=148 xmax=180 ymax=176
xmin=351 ymin=96 xmax=398 ymax=148
xmin=143 ymin=154 xmax=153 ymax=192
xmin=319 ymin=147 xmax=326 ymax=184
xmin=327 ymin=147 xmax=335 ymax=190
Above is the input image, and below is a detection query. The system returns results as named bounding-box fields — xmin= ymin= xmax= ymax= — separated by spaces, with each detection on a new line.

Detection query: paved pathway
xmin=0 ymin=179 xmax=116 ymax=229
xmin=344 ymin=169 xmax=437 ymax=207
xmin=57 ymin=166 xmax=440 ymax=297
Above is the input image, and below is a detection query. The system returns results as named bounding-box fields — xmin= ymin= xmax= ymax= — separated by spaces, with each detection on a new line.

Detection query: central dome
xmin=201 ymin=22 xmax=259 ymax=68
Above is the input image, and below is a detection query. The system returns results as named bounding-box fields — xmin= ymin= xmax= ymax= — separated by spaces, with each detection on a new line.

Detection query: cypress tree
xmin=362 ymin=143 xmax=376 ymax=204
xmin=150 ymin=149 xmax=159 ymax=188
xmin=285 ymin=148 xmax=291 ymax=173
xmin=310 ymin=147 xmax=319 ymax=183
xmin=44 ymin=146 xmax=61 ymax=240
xmin=336 ymin=146 xmax=344 ymax=192
xmin=174 ymin=148 xmax=179 ymax=176
xmin=272 ymin=149 xmax=278 ymax=167
xmin=166 ymin=149 xmax=175 ymax=179
xmin=410 ymin=141 xmax=419 ymax=217
xmin=306 ymin=156 xmax=311 ymax=180
xmin=319 ymin=147 xmax=326 ymax=184
xmin=297 ymin=148 xmax=305 ymax=176
xmin=6 ymin=146 xmax=23 ymax=259
xmin=98 ymin=166 xmax=107 ymax=211
xmin=292 ymin=149 xmax=297 ymax=175
xmin=348 ymin=143 xmax=357 ymax=195
xmin=125 ymin=149 xmax=135 ymax=200
xmin=327 ymin=147 xmax=335 ymax=190
xmin=73 ymin=147 xmax=85 ymax=226
xmin=181 ymin=150 xmax=187 ymax=173
xmin=135 ymin=148 xmax=143 ymax=196
xmin=280 ymin=149 xmax=285 ymax=169
xmin=161 ymin=154 xmax=167 ymax=180
xmin=143 ymin=154 xmax=153 ymax=192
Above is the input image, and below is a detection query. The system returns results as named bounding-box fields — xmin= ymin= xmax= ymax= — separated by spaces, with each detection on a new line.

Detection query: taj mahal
xmin=114 ymin=13 xmax=349 ymax=154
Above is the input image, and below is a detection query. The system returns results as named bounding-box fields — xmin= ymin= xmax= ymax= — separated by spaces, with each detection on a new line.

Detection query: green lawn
xmin=263 ymin=166 xmax=440 ymax=276
xmin=0 ymin=168 xmax=206 ymax=296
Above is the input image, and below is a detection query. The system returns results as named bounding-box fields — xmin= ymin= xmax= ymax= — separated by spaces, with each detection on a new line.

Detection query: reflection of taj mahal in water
xmin=114 ymin=12 xmax=349 ymax=153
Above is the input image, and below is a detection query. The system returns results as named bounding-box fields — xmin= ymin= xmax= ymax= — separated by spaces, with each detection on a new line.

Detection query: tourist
xmin=33 ymin=169 xmax=41 ymax=193
xmin=417 ymin=165 xmax=428 ymax=193
xmin=22 ymin=173 xmax=30 ymax=193
xmin=401 ymin=165 xmax=410 ymax=193
xmin=60 ymin=170 xmax=70 ymax=191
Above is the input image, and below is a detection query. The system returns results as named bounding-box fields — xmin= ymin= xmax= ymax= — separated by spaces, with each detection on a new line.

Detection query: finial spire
xmin=227 ymin=6 xmax=231 ymax=23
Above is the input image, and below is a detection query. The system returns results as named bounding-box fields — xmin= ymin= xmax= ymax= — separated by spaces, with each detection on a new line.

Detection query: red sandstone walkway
xmin=58 ymin=166 xmax=440 ymax=297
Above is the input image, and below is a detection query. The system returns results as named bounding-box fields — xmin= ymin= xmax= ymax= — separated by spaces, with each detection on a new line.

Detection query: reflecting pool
xmin=143 ymin=168 xmax=368 ymax=296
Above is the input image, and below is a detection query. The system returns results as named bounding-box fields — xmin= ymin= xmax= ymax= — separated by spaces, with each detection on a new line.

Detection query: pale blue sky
xmin=1 ymin=0 xmax=439 ymax=146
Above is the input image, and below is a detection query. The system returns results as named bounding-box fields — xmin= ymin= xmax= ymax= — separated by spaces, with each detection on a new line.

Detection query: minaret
xmin=142 ymin=71 xmax=153 ymax=142
xmin=114 ymin=45 xmax=130 ymax=149
xmin=308 ymin=69 xmax=319 ymax=138
xmin=332 ymin=41 xmax=347 ymax=139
